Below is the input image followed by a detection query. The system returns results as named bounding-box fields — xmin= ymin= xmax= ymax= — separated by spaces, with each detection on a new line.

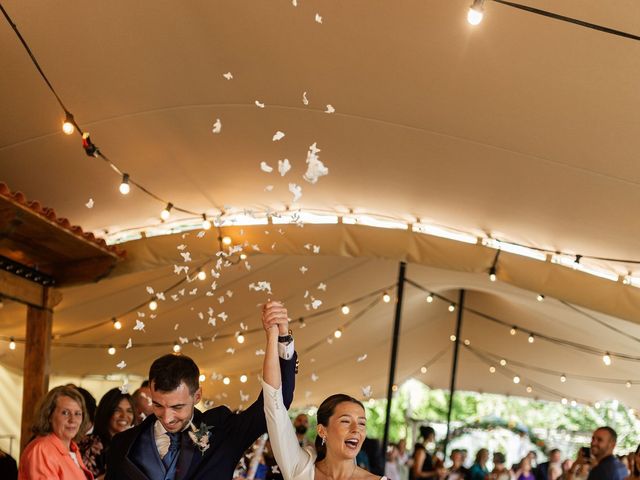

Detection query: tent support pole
xmin=381 ymin=261 xmax=407 ymax=463
xmin=443 ymin=289 xmax=465 ymax=458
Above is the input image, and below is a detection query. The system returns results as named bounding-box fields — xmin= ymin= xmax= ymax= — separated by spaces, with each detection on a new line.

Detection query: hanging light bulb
xmin=499 ymin=359 xmax=507 ymax=366
xmin=223 ymin=376 xmax=230 ymax=385
xmin=334 ymin=328 xmax=343 ymax=339
xmin=526 ymin=385 xmax=533 ymax=393
xmin=528 ymin=334 xmax=535 ymax=344
xmin=149 ymin=299 xmax=158 ymax=311
xmin=9 ymin=337 xmax=16 ymax=350
xmin=201 ymin=214 xmax=212 ymax=230
xmin=108 ymin=345 xmax=116 ymax=355
xmin=426 ymin=293 xmax=434 ymax=303
xmin=420 ymin=366 xmax=427 ymax=374
xmin=594 ymin=401 xmax=601 ymax=409
xmin=62 ymin=112 xmax=75 ymax=135
xmin=450 ymin=335 xmax=457 ymax=342
xmin=197 ymin=271 xmax=207 ymax=281
xmin=510 ymin=326 xmax=517 ymax=336
xmin=626 ymin=380 xmax=632 ymax=388
xmin=199 ymin=374 xmax=206 ymax=382
xmin=160 ymin=203 xmax=173 ymax=221
xmin=173 ymin=342 xmax=181 ymax=353
xmin=467 ymin=0 xmax=485 ymax=25
xmin=602 ymin=352 xmax=612 ymax=366
xmin=119 ymin=173 xmax=130 ymax=195
xmin=570 ymin=400 xmax=577 ymax=407
xmin=489 ymin=267 xmax=497 ymax=282
xmin=489 ymin=366 xmax=496 ymax=373
xmin=341 ymin=304 xmax=350 ymax=315
xmin=240 ymin=253 xmax=247 ymax=260
xmin=561 ymin=398 xmax=568 ymax=405
xmin=112 ymin=318 xmax=122 ymax=330
xmin=448 ymin=303 xmax=456 ymax=312
xmin=382 ymin=292 xmax=391 ymax=303
xmin=536 ymin=294 xmax=545 ymax=302
xmin=240 ymin=374 xmax=248 ymax=383
xmin=221 ymin=236 xmax=232 ymax=246
xmin=513 ymin=375 xmax=520 ymax=384
xmin=236 ymin=333 xmax=245 ymax=344
xmin=560 ymin=374 xmax=567 ymax=383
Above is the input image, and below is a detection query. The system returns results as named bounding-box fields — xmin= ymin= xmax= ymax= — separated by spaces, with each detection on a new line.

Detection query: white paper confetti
xmin=318 ymin=282 xmax=327 ymax=291
xmin=255 ymin=100 xmax=265 ymax=108
xmin=303 ymin=143 xmax=328 ymax=184
xmin=126 ymin=338 xmax=132 ymax=349
xmin=85 ymin=198 xmax=94 ymax=209
xmin=255 ymin=349 xmax=265 ymax=356
xmin=180 ymin=252 xmax=192 ymax=262
xmin=174 ymin=323 xmax=180 ymax=330
xmin=119 ymin=382 xmax=130 ymax=394
xmin=218 ymin=312 xmax=228 ymax=322
xmin=362 ymin=385 xmax=372 ymax=398
xmin=299 ymin=266 xmax=308 ymax=274
xmin=226 ymin=290 xmax=234 ymax=298
xmin=272 ymin=131 xmax=285 ymax=142
xmin=174 ymin=265 xmax=188 ymax=275
xmin=223 ymin=72 xmax=233 ymax=80
xmin=179 ymin=336 xmax=189 ymax=344
xmin=357 ymin=353 xmax=368 ymax=362
xmin=311 ymin=299 xmax=322 ymax=309
xmin=260 ymin=161 xmax=274 ymax=173
xmin=177 ymin=244 xmax=187 ymax=251
xmin=208 ymin=317 xmax=216 ymax=327
xmin=315 ymin=13 xmax=323 ymax=24
xmin=289 ymin=183 xmax=302 ymax=202
xmin=311 ymin=373 xmax=319 ymax=382
xmin=325 ymin=104 xmax=335 ymax=114
xmin=302 ymin=91 xmax=309 ymax=105
xmin=212 ymin=118 xmax=222 ymax=134
xmin=278 ymin=158 xmax=291 ymax=176
xmin=226 ymin=347 xmax=235 ymax=355
xmin=156 ymin=292 xmax=165 ymax=301
xmin=116 ymin=360 xmax=127 ymax=369
xmin=134 ymin=320 xmax=145 ymax=331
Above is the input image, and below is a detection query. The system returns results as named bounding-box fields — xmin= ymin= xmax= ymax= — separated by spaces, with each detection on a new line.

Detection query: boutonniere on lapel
xmin=188 ymin=421 xmax=213 ymax=454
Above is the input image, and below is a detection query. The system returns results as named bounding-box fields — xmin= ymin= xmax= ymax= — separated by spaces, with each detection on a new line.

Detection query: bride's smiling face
xmin=319 ymin=401 xmax=367 ymax=460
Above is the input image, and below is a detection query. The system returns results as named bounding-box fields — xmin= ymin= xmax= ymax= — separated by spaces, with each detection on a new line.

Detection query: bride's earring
xmin=321 ymin=436 xmax=326 ymax=446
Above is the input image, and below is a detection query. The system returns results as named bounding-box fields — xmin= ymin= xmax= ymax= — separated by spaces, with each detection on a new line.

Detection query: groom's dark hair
xmin=149 ymin=354 xmax=200 ymax=395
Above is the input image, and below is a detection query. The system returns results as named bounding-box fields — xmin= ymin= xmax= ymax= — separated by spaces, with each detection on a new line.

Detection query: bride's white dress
xmin=262 ymin=381 xmax=387 ymax=480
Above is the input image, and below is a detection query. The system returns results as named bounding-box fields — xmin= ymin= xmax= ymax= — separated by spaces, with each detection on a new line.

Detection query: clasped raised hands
xmin=262 ymin=301 xmax=290 ymax=336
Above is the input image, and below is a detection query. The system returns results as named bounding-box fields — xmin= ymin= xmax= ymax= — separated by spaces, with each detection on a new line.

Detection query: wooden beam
xmin=20 ymin=289 xmax=53 ymax=452
xmin=0 ymin=269 xmax=61 ymax=309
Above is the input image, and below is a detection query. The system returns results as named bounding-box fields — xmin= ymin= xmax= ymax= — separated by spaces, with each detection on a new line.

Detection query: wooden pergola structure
xmin=0 ymin=182 xmax=124 ymax=449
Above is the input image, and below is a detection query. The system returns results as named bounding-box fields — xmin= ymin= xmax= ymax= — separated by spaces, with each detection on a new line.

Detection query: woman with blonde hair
xmin=262 ymin=301 xmax=386 ymax=479
xmin=18 ymin=385 xmax=93 ymax=479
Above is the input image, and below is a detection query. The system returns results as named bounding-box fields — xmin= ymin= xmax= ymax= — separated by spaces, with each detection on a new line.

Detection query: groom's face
xmin=150 ymin=381 xmax=202 ymax=433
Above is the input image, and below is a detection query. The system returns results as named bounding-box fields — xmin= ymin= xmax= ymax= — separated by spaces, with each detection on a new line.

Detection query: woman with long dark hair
xmin=79 ymin=388 xmax=135 ymax=479
xmin=261 ymin=301 xmax=386 ymax=479
xmin=626 ymin=444 xmax=640 ymax=480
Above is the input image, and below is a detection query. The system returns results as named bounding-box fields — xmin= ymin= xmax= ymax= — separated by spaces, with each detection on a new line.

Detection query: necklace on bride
xmin=316 ymin=461 xmax=357 ymax=480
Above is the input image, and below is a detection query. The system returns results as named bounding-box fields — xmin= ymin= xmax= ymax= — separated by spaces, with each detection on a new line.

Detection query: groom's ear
xmin=193 ymin=387 xmax=202 ymax=405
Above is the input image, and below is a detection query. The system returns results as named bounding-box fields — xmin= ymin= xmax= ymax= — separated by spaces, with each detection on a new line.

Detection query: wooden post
xmin=20 ymin=287 xmax=53 ymax=452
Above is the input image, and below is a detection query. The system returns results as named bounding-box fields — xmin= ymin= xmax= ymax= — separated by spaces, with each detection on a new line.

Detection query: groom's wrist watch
xmin=278 ymin=332 xmax=293 ymax=344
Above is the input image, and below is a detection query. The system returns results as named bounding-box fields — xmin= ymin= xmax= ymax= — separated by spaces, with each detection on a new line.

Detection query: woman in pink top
xmin=19 ymin=385 xmax=94 ymax=480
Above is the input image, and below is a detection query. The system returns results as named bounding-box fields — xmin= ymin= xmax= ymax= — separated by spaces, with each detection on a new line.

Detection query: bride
xmin=261 ymin=301 xmax=386 ymax=480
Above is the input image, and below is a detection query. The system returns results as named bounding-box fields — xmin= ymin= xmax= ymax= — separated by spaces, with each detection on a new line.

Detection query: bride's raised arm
xmin=262 ymin=301 xmax=284 ymax=389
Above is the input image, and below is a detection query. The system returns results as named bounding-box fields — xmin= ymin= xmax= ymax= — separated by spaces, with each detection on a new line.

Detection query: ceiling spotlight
xmin=112 ymin=318 xmax=122 ymax=330
xmin=513 ymin=375 xmax=520 ymax=384
xmin=626 ymin=381 xmax=632 ymax=388
xmin=201 ymin=214 xmax=212 ymax=230
xmin=420 ymin=366 xmax=427 ymax=374
xmin=560 ymin=374 xmax=567 ymax=383
xmin=528 ymin=334 xmax=535 ymax=344
xmin=602 ymin=352 xmax=612 ymax=366
xmin=119 ymin=173 xmax=130 ymax=195
xmin=448 ymin=303 xmax=456 ymax=313
xmin=240 ymin=374 xmax=248 ymax=383
xmin=594 ymin=401 xmax=601 ymax=409
xmin=571 ymin=400 xmax=577 ymax=407
xmin=197 ymin=271 xmax=207 ymax=281
xmin=199 ymin=374 xmax=206 ymax=383
xmin=160 ymin=203 xmax=173 ymax=221
xmin=463 ymin=339 xmax=470 ymax=346
xmin=392 ymin=384 xmax=398 ymax=392
xmin=489 ymin=366 xmax=496 ymax=373
xmin=382 ymin=292 xmax=391 ymax=303
xmin=334 ymin=329 xmax=343 ymax=339
xmin=510 ymin=326 xmax=517 ymax=336
xmin=223 ymin=376 xmax=230 ymax=385
xmin=561 ymin=398 xmax=568 ymax=405
xmin=236 ymin=333 xmax=245 ymax=344
xmin=467 ymin=0 xmax=485 ymax=25
xmin=221 ymin=236 xmax=232 ymax=246
xmin=9 ymin=337 xmax=16 ymax=350
xmin=149 ymin=299 xmax=158 ymax=311
xmin=341 ymin=304 xmax=350 ymax=315
xmin=499 ymin=359 xmax=507 ymax=367
xmin=426 ymin=294 xmax=434 ymax=303
xmin=526 ymin=385 xmax=533 ymax=393
xmin=450 ymin=335 xmax=457 ymax=342
xmin=107 ymin=345 xmax=116 ymax=355
xmin=536 ymin=294 xmax=545 ymax=302
xmin=173 ymin=342 xmax=181 ymax=353
xmin=62 ymin=112 xmax=75 ymax=135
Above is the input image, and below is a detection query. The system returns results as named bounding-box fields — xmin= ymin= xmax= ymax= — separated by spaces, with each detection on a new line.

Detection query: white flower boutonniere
xmin=188 ymin=421 xmax=213 ymax=454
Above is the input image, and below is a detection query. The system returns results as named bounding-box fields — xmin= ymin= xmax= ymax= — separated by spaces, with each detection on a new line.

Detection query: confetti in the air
xmin=156 ymin=292 xmax=165 ymax=301
xmin=249 ymin=281 xmax=272 ymax=294
xmin=272 ymin=466 xmax=281 ymax=475
xmin=226 ymin=290 xmax=234 ymax=298
xmin=311 ymin=299 xmax=322 ymax=309
xmin=174 ymin=265 xmax=188 ymax=275
xmin=265 ymin=185 xmax=274 ymax=192
xmin=325 ymin=104 xmax=335 ymax=114
xmin=278 ymin=158 xmax=291 ymax=177
xmin=85 ymin=198 xmax=94 ymax=209
xmin=119 ymin=382 xmax=130 ymax=394
xmin=223 ymin=72 xmax=233 ymax=80
xmin=177 ymin=244 xmax=187 ymax=251
xmin=174 ymin=323 xmax=180 ymax=330
xmin=218 ymin=295 xmax=225 ymax=304
xmin=208 ymin=317 xmax=216 ymax=327
xmin=318 ymin=282 xmax=327 ymax=291
xmin=117 ymin=360 xmax=127 ymax=369
xmin=272 ymin=131 xmax=285 ymax=142
xmin=180 ymin=252 xmax=192 ymax=262
xmin=303 ymin=143 xmax=328 ymax=184
xmin=357 ymin=354 xmax=368 ymax=362
xmin=299 ymin=266 xmax=308 ymax=274
xmin=255 ymin=100 xmax=265 ymax=108
xmin=289 ymin=183 xmax=302 ymax=202
xmin=311 ymin=373 xmax=319 ymax=382
xmin=218 ymin=312 xmax=228 ymax=322
xmin=126 ymin=338 xmax=132 ymax=349
xmin=240 ymin=390 xmax=250 ymax=402
xmin=226 ymin=347 xmax=235 ymax=355
xmin=362 ymin=385 xmax=372 ymax=398
xmin=260 ymin=161 xmax=274 ymax=173
xmin=315 ymin=13 xmax=323 ymax=24
xmin=255 ymin=349 xmax=265 ymax=356
xmin=212 ymin=118 xmax=222 ymax=134
xmin=134 ymin=320 xmax=145 ymax=331
xmin=179 ymin=336 xmax=189 ymax=344
xmin=146 ymin=286 xmax=155 ymax=295
xmin=302 ymin=91 xmax=309 ymax=105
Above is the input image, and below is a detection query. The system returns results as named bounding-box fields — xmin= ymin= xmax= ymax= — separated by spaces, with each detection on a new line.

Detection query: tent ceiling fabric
xmin=2 ymin=1 xmax=640 ymax=409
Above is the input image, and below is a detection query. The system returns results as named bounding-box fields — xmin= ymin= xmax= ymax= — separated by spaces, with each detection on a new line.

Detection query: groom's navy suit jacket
xmin=106 ymin=354 xmax=296 ymax=480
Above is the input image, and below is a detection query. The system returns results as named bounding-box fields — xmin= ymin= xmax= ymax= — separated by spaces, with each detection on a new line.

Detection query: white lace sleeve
xmin=262 ymin=380 xmax=315 ymax=479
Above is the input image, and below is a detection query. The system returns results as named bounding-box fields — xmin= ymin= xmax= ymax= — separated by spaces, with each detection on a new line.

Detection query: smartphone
xmin=580 ymin=447 xmax=591 ymax=458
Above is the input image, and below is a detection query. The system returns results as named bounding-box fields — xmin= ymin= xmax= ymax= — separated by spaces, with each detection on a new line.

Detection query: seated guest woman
xmin=79 ymin=388 xmax=135 ymax=478
xmin=18 ymin=385 xmax=93 ymax=479
xmin=261 ymin=301 xmax=386 ymax=480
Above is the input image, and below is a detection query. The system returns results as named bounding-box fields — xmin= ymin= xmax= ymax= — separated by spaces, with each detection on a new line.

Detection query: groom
xmin=106 ymin=302 xmax=296 ymax=480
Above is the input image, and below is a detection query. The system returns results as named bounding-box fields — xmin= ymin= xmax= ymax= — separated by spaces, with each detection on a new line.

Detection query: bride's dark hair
xmin=314 ymin=393 xmax=365 ymax=462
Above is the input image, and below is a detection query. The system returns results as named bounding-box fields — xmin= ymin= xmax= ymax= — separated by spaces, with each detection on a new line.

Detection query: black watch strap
xmin=278 ymin=334 xmax=293 ymax=343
